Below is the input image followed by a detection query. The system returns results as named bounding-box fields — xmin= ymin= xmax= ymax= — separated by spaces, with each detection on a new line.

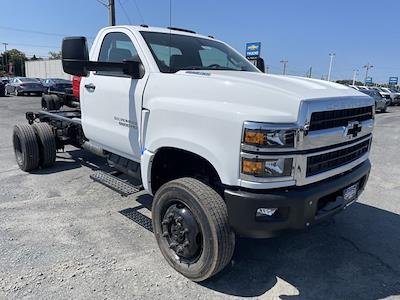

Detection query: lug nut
xmin=183 ymin=241 xmax=189 ymax=248
xmin=176 ymin=246 xmax=184 ymax=254
xmin=176 ymin=216 xmax=183 ymax=222
xmin=162 ymin=232 xmax=169 ymax=237
xmin=162 ymin=220 xmax=169 ymax=225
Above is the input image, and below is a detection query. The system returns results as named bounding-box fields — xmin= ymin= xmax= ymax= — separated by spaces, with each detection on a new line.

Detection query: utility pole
xmin=2 ymin=42 xmax=8 ymax=73
xmin=352 ymin=69 xmax=359 ymax=85
xmin=306 ymin=66 xmax=312 ymax=78
xmin=280 ymin=60 xmax=288 ymax=75
xmin=327 ymin=53 xmax=335 ymax=81
xmin=109 ymin=0 xmax=115 ymax=26
xmin=363 ymin=63 xmax=373 ymax=83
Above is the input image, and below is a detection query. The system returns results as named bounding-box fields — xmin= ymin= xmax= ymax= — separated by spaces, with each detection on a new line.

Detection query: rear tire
xmin=32 ymin=123 xmax=56 ymax=168
xmin=41 ymin=94 xmax=55 ymax=110
xmin=51 ymin=94 xmax=62 ymax=110
xmin=152 ymin=177 xmax=235 ymax=282
xmin=12 ymin=124 xmax=40 ymax=171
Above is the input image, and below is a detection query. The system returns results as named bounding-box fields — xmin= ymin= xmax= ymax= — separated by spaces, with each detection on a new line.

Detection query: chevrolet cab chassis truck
xmin=12 ymin=25 xmax=374 ymax=281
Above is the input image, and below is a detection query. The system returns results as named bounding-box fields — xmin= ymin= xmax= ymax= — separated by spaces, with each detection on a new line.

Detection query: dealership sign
xmin=389 ymin=77 xmax=398 ymax=85
xmin=246 ymin=42 xmax=261 ymax=58
xmin=365 ymin=77 xmax=373 ymax=84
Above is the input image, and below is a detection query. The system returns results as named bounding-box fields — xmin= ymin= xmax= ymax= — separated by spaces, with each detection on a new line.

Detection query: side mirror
xmin=255 ymin=57 xmax=265 ymax=73
xmin=247 ymin=57 xmax=265 ymax=73
xmin=123 ymin=59 xmax=145 ymax=79
xmin=62 ymin=37 xmax=90 ymax=76
xmin=62 ymin=36 xmax=145 ymax=79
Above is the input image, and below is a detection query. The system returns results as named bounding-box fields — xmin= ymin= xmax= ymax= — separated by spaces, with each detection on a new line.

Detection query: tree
xmin=4 ymin=49 xmax=28 ymax=76
xmin=336 ymin=79 xmax=363 ymax=86
xmin=48 ymin=51 xmax=62 ymax=60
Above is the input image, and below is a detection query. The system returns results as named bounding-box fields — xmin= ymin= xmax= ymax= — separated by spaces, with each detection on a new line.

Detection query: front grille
xmin=309 ymin=106 xmax=373 ymax=131
xmin=306 ymin=139 xmax=370 ymax=176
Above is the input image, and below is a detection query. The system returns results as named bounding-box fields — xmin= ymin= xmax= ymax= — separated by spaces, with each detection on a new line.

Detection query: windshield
xmin=140 ymin=32 xmax=258 ymax=73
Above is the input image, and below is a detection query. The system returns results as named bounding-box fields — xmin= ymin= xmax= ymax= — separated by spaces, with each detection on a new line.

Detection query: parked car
xmin=42 ymin=78 xmax=72 ymax=93
xmin=360 ymin=89 xmax=388 ymax=112
xmin=0 ymin=79 xmax=5 ymax=97
xmin=348 ymin=85 xmax=360 ymax=90
xmin=368 ymin=87 xmax=392 ymax=104
xmin=5 ymin=77 xmax=46 ymax=96
xmin=380 ymin=87 xmax=400 ymax=105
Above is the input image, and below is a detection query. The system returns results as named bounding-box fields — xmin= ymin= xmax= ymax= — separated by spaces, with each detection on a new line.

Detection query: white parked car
xmin=380 ymin=87 xmax=400 ymax=105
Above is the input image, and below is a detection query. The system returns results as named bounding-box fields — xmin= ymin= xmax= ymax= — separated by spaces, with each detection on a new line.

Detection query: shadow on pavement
xmin=31 ymin=148 xmax=112 ymax=174
xmin=201 ymin=203 xmax=400 ymax=299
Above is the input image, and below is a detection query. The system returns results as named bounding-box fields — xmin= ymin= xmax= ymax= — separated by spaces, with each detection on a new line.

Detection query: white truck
xmin=12 ymin=25 xmax=374 ymax=281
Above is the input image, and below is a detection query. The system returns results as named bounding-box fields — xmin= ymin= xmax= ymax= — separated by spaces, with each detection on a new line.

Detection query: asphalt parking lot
xmin=0 ymin=95 xmax=399 ymax=299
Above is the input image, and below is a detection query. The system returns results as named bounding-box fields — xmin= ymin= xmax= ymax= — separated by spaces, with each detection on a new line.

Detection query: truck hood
xmin=144 ymin=71 xmax=370 ymax=123
xmin=186 ymin=70 xmax=364 ymax=100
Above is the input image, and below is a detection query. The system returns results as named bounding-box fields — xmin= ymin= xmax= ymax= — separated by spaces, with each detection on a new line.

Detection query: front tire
xmin=152 ymin=177 xmax=235 ymax=281
xmin=12 ymin=124 xmax=40 ymax=171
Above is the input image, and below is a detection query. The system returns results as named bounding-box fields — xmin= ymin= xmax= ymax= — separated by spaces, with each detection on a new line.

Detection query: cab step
xmin=90 ymin=170 xmax=143 ymax=196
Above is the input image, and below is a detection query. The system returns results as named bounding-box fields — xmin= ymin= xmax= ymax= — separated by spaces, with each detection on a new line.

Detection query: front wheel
xmin=152 ymin=177 xmax=235 ymax=282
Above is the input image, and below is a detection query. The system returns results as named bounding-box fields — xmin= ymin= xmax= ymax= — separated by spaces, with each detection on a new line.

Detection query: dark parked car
xmin=360 ymin=89 xmax=388 ymax=112
xmin=42 ymin=78 xmax=72 ymax=93
xmin=0 ymin=77 xmax=8 ymax=96
xmin=5 ymin=77 xmax=46 ymax=96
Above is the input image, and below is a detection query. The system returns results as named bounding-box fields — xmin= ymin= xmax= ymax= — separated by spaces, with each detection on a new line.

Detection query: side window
xmin=148 ymin=44 xmax=182 ymax=69
xmin=97 ymin=32 xmax=139 ymax=75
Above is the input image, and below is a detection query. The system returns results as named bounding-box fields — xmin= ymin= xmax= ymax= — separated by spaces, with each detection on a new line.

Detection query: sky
xmin=0 ymin=0 xmax=399 ymax=83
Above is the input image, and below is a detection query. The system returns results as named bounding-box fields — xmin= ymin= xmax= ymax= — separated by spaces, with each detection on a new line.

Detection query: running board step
xmin=90 ymin=170 xmax=142 ymax=197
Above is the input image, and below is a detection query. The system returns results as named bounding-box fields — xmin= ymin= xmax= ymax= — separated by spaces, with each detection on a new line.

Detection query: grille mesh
xmin=309 ymin=106 xmax=373 ymax=131
xmin=306 ymin=139 xmax=370 ymax=177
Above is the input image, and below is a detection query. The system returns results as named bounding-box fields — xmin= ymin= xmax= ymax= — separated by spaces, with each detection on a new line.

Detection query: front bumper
xmin=225 ymin=159 xmax=371 ymax=238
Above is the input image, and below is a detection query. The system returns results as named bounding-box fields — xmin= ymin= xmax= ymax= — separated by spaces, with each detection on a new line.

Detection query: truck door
xmin=81 ymin=30 xmax=147 ymax=161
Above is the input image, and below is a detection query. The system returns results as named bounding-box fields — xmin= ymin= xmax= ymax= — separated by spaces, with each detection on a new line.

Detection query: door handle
xmin=84 ymin=83 xmax=96 ymax=91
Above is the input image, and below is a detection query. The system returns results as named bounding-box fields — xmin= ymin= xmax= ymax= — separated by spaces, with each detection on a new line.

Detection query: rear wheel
xmin=32 ymin=123 xmax=56 ymax=168
xmin=41 ymin=94 xmax=55 ymax=110
xmin=152 ymin=177 xmax=235 ymax=281
xmin=50 ymin=94 xmax=62 ymax=110
xmin=12 ymin=124 xmax=40 ymax=171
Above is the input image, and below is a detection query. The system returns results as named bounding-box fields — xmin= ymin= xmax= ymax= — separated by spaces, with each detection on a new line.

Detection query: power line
xmin=0 ymin=26 xmax=66 ymax=37
xmin=1 ymin=42 xmax=60 ymax=49
xmin=130 ymin=0 xmax=145 ymax=23
xmin=0 ymin=26 xmax=95 ymax=40
xmin=95 ymin=0 xmax=109 ymax=7
xmin=118 ymin=0 xmax=133 ymax=24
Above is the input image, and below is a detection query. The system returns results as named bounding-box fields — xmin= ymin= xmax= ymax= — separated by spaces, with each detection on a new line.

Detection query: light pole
xmin=363 ymin=63 xmax=373 ymax=83
xmin=280 ymin=60 xmax=288 ymax=75
xmin=327 ymin=53 xmax=335 ymax=81
xmin=352 ymin=69 xmax=359 ymax=85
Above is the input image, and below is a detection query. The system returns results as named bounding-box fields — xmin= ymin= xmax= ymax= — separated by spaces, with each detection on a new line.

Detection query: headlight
xmin=242 ymin=123 xmax=295 ymax=148
xmin=242 ymin=157 xmax=293 ymax=177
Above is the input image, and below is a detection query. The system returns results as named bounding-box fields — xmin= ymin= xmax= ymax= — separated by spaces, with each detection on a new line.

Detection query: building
xmin=25 ymin=59 xmax=71 ymax=80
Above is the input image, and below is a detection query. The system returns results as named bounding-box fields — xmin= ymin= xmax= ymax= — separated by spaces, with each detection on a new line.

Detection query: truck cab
xmin=14 ymin=25 xmax=374 ymax=281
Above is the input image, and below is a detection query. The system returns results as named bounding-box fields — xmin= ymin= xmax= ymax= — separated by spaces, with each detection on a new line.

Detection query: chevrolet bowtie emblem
xmin=345 ymin=121 xmax=362 ymax=138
